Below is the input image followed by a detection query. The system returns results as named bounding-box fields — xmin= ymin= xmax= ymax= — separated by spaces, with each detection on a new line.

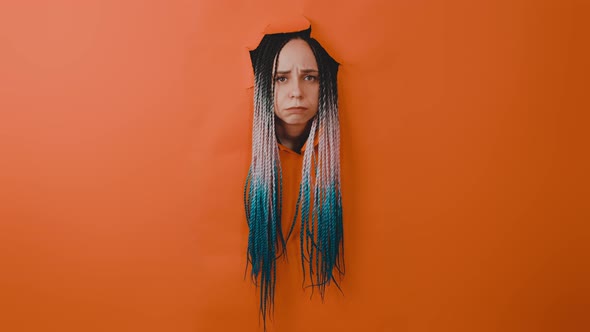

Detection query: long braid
xmin=245 ymin=32 xmax=297 ymax=329
xmin=295 ymin=37 xmax=345 ymax=296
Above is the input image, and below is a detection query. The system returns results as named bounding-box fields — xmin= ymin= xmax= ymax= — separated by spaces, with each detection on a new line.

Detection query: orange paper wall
xmin=0 ymin=1 xmax=588 ymax=331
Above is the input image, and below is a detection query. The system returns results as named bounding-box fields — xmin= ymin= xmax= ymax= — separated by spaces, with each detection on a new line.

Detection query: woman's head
xmin=250 ymin=28 xmax=339 ymax=132
xmin=273 ymin=38 xmax=320 ymax=127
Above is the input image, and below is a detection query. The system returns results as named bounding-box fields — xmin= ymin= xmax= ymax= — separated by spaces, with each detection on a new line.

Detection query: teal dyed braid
xmin=245 ymin=33 xmax=291 ymax=328
xmin=297 ymin=37 xmax=344 ymax=297
xmin=244 ymin=28 xmax=344 ymax=329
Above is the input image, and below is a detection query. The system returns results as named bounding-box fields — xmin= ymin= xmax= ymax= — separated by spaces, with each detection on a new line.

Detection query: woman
xmin=244 ymin=27 xmax=344 ymax=326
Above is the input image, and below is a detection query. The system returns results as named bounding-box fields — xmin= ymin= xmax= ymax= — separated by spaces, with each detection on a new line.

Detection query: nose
xmin=289 ymin=80 xmax=302 ymax=98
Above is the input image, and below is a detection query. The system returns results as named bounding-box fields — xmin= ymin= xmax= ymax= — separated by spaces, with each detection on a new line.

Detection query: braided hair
xmin=244 ymin=27 xmax=344 ymax=327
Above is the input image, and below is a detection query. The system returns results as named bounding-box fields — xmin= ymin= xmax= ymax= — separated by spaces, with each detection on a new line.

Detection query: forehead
xmin=276 ymin=39 xmax=318 ymax=71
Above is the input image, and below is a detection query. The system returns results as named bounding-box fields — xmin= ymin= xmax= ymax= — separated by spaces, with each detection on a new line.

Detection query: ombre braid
xmin=244 ymin=28 xmax=344 ymax=328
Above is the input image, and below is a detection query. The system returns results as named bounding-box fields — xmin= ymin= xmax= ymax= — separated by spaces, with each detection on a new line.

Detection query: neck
xmin=275 ymin=119 xmax=312 ymax=153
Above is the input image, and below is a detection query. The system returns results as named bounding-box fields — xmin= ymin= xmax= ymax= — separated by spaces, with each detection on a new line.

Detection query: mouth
xmin=286 ymin=106 xmax=308 ymax=113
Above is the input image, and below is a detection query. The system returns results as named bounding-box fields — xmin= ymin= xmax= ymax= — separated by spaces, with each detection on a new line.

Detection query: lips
xmin=286 ymin=106 xmax=307 ymax=113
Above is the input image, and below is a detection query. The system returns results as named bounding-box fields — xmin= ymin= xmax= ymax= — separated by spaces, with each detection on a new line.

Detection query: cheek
xmin=274 ymin=89 xmax=287 ymax=108
xmin=309 ymin=87 xmax=319 ymax=111
xmin=272 ymin=91 xmax=280 ymax=114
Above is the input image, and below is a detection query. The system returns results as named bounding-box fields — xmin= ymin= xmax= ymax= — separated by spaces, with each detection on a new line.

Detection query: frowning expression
xmin=273 ymin=39 xmax=320 ymax=126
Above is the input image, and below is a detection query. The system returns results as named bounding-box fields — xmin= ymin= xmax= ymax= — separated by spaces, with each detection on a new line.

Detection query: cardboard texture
xmin=0 ymin=1 xmax=588 ymax=331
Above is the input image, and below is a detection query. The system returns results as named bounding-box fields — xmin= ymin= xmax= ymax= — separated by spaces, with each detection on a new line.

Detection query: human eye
xmin=274 ymin=76 xmax=287 ymax=83
xmin=304 ymin=75 xmax=318 ymax=81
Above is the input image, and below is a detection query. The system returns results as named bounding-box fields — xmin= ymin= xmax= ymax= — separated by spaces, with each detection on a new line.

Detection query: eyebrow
xmin=275 ymin=69 xmax=319 ymax=75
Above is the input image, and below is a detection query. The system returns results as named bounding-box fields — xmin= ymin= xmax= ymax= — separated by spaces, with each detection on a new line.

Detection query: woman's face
xmin=273 ymin=39 xmax=319 ymax=127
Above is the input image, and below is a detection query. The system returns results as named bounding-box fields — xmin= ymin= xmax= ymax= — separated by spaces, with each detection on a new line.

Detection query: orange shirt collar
xmin=277 ymin=134 xmax=320 ymax=154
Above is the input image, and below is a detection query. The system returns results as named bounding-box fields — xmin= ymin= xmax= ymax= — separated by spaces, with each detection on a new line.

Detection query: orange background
xmin=1 ymin=1 xmax=588 ymax=331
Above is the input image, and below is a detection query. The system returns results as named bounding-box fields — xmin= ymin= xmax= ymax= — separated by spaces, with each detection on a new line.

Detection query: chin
xmin=281 ymin=111 xmax=318 ymax=123
xmin=277 ymin=114 xmax=313 ymax=126
xmin=283 ymin=118 xmax=313 ymax=126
